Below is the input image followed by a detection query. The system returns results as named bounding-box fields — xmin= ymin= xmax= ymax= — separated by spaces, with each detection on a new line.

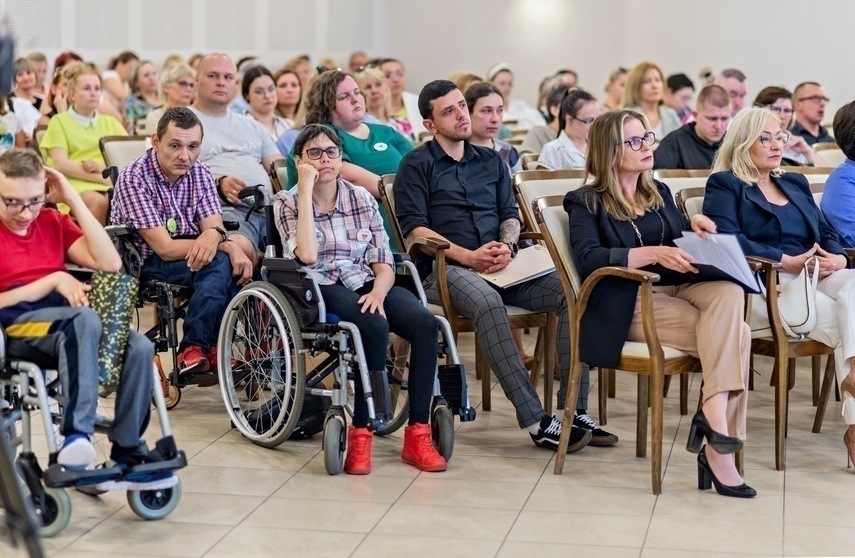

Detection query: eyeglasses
xmin=623 ymin=131 xmax=655 ymax=151
xmin=759 ymin=131 xmax=789 ymax=147
xmin=797 ymin=95 xmax=829 ymax=104
xmin=768 ymin=104 xmax=794 ymax=116
xmin=175 ymin=80 xmax=196 ymax=89
xmin=0 ymin=195 xmax=46 ymax=215
xmin=385 ymin=70 xmax=404 ymax=79
xmin=302 ymin=146 xmax=342 ymax=160
xmin=572 ymin=115 xmax=596 ymax=125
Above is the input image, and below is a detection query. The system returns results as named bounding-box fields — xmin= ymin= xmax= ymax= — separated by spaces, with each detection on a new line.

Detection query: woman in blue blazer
xmin=566 ymin=110 xmax=754 ymax=497
xmin=704 ymin=107 xmax=855 ymax=470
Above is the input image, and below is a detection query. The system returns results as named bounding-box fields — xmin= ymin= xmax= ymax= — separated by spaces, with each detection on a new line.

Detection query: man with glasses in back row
xmin=791 ymin=81 xmax=834 ymax=146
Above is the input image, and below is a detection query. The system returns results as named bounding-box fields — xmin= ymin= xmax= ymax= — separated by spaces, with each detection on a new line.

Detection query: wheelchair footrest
xmin=44 ymin=463 xmax=124 ymax=488
xmin=438 ymin=364 xmax=474 ymax=420
xmin=122 ymin=451 xmax=187 ymax=482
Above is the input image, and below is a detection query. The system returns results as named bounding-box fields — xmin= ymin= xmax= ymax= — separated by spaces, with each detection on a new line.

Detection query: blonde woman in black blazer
xmin=566 ymin=110 xmax=755 ymax=497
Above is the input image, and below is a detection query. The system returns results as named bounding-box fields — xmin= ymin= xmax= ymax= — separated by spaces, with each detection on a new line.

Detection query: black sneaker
xmin=530 ymin=415 xmax=591 ymax=453
xmin=573 ymin=413 xmax=619 ymax=446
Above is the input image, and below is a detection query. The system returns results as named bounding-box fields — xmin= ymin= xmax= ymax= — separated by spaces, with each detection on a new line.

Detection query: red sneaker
xmin=343 ymin=426 xmax=373 ymax=475
xmin=177 ymin=346 xmax=209 ymax=375
xmin=205 ymin=346 xmax=218 ymax=371
xmin=401 ymin=423 xmax=447 ymax=472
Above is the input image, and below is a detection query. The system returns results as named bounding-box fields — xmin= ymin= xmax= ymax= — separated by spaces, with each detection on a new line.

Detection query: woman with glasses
xmin=621 ymin=62 xmax=682 ymax=140
xmin=465 ymin=82 xmax=522 ymax=174
xmin=274 ymin=124 xmax=447 ymax=475
xmin=242 ymin=65 xmax=293 ymax=143
xmin=753 ymin=87 xmax=819 ymax=167
xmin=537 ymin=89 xmax=598 ymax=170
xmin=704 ymin=107 xmax=855 ymax=471
xmin=144 ymin=63 xmax=196 ymax=133
xmin=566 ymin=109 xmax=755 ymax=497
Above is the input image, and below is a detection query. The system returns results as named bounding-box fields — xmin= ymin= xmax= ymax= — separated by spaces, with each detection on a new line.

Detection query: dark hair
xmin=293 ymin=123 xmax=343 ymax=157
xmin=156 ymin=107 xmax=203 ymax=139
xmin=0 ymin=148 xmax=44 ymax=179
xmin=696 ymin=84 xmax=730 ymax=109
xmin=464 ymin=82 xmax=503 ymax=112
xmin=418 ymin=80 xmax=459 ymax=120
xmin=272 ymin=67 xmax=303 ymax=117
xmin=555 ymin=68 xmax=578 ymax=80
xmin=544 ymin=84 xmax=570 ymax=123
xmin=558 ymin=88 xmax=596 ymax=135
xmin=719 ymin=68 xmax=746 ymax=82
xmin=834 ymin=101 xmax=855 ymax=161
xmin=666 ymin=73 xmax=694 ymax=93
xmin=108 ymin=50 xmax=139 ymax=70
xmin=54 ymin=51 xmax=83 ymax=70
xmin=304 ymin=70 xmax=351 ymax=125
xmin=241 ymin=65 xmax=275 ymax=101
xmin=753 ymin=86 xmax=792 ymax=108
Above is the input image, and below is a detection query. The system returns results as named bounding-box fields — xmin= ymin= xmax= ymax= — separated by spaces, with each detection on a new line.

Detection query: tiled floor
xmin=3 ymin=328 xmax=855 ymax=557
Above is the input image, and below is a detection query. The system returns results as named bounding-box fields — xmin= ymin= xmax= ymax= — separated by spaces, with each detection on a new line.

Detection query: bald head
xmin=195 ymin=53 xmax=238 ymax=113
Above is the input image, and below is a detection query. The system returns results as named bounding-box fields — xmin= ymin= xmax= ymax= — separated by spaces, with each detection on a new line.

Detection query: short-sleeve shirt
xmin=393 ymin=140 xmax=520 ymax=278
xmin=274 ymin=178 xmax=393 ymax=290
xmin=0 ymin=111 xmax=22 ymax=154
xmin=39 ymin=110 xmax=127 ymax=193
xmin=790 ymin=121 xmax=834 ymax=146
xmin=110 ymin=149 xmax=222 ymax=259
xmin=538 ymin=132 xmax=586 ymax=170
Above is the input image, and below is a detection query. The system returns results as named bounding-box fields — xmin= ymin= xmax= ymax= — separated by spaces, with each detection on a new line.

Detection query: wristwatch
xmin=502 ymin=240 xmax=519 ymax=258
xmin=214 ymin=226 xmax=231 ymax=243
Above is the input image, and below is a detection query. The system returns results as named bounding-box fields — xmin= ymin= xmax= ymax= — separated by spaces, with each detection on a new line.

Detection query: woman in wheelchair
xmin=0 ymin=149 xmax=177 ymax=490
xmin=274 ymin=124 xmax=447 ymax=474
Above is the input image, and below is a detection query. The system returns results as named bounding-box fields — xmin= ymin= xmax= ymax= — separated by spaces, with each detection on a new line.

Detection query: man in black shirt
xmin=654 ymin=85 xmax=730 ymax=170
xmin=395 ymin=80 xmax=616 ymax=452
xmin=792 ymin=81 xmax=834 ymax=146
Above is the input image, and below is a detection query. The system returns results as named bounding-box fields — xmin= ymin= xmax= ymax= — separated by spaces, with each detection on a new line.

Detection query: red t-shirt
xmin=0 ymin=209 xmax=83 ymax=293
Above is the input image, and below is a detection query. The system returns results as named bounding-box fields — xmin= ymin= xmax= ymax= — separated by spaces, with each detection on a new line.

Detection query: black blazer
xmin=702 ymin=170 xmax=850 ymax=264
xmin=564 ymin=180 xmax=689 ymax=368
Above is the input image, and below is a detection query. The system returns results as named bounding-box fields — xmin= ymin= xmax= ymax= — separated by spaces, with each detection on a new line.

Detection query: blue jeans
xmin=142 ymin=251 xmax=239 ymax=351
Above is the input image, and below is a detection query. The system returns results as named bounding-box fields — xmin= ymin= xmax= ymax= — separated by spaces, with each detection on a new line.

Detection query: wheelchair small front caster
xmin=127 ymin=479 xmax=182 ymax=520
xmin=323 ymin=414 xmax=346 ymax=475
xmin=431 ymin=405 xmax=455 ymax=460
xmin=32 ymin=485 xmax=71 ymax=538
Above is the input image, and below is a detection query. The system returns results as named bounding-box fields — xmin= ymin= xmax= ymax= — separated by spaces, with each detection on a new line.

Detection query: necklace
xmin=629 ymin=209 xmax=665 ymax=247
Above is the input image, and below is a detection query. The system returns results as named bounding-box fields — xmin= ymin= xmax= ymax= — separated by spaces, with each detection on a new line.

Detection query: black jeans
xmin=319 ymin=281 xmax=438 ymax=424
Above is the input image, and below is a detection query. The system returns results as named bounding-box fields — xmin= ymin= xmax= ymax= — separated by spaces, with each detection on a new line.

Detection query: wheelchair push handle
xmin=102 ymin=165 xmax=119 ymax=185
xmin=238 ymin=185 xmax=272 ymax=222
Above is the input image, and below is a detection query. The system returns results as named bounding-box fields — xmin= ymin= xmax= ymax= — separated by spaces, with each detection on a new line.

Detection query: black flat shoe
xmin=686 ymin=410 xmax=743 ymax=455
xmin=697 ymin=446 xmax=756 ymax=498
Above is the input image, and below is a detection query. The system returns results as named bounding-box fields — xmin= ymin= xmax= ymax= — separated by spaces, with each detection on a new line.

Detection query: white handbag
xmin=758 ymin=257 xmax=820 ymax=339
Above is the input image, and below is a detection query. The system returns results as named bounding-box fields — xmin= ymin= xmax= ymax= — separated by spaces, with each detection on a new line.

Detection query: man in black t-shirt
xmin=654 ymin=85 xmax=730 ymax=170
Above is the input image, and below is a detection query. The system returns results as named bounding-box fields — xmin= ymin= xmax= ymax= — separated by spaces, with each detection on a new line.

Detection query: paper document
xmin=673 ymin=232 xmax=761 ymax=293
xmin=476 ymin=245 xmax=556 ymax=289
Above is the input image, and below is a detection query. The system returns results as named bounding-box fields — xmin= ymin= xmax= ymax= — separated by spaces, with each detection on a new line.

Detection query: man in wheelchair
xmin=0 ymin=149 xmax=175 ymax=489
xmin=110 ymin=107 xmax=253 ymax=376
xmin=274 ymin=124 xmax=447 ymax=473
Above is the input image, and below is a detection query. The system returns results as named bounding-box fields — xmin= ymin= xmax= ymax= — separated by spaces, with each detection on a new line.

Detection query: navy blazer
xmin=564 ymin=180 xmax=689 ymax=368
xmin=702 ymin=170 xmax=850 ymax=264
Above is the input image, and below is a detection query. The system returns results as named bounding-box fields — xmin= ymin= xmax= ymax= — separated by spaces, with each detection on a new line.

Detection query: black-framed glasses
xmin=768 ymin=104 xmax=794 ymax=116
xmin=572 ymin=115 xmax=596 ymax=125
xmin=797 ymin=95 xmax=829 ymax=104
xmin=0 ymin=195 xmax=47 ymax=215
xmin=759 ymin=131 xmax=789 ymax=147
xmin=302 ymin=147 xmax=342 ymax=160
xmin=623 ymin=131 xmax=655 ymax=151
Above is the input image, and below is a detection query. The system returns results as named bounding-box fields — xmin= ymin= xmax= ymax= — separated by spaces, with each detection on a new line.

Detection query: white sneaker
xmin=57 ymin=436 xmax=96 ymax=469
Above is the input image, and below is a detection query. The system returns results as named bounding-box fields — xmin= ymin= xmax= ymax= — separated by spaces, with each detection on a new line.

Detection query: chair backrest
xmin=534 ymin=194 xmax=582 ymax=296
xmin=521 ymin=153 xmax=539 ymax=170
xmin=417 ymin=131 xmax=434 ymax=143
xmin=657 ymin=175 xmax=710 ymax=198
xmin=813 ymin=143 xmax=845 ymax=168
xmin=33 ymin=125 xmax=48 ymax=160
xmin=271 ymin=159 xmax=287 ymax=193
xmin=378 ymin=174 xmax=407 ymax=250
xmin=781 ymin=166 xmax=832 ymax=185
xmin=99 ymin=136 xmax=149 ymax=172
xmin=506 ymin=137 xmax=524 ymax=147
xmin=675 ymin=186 xmax=706 ymax=220
xmin=134 ymin=115 xmax=149 ymax=135
xmin=810 ymin=182 xmax=825 ymax=206
xmin=513 ymin=170 xmax=587 ymax=233
xmin=652 ymin=169 xmax=711 ymax=180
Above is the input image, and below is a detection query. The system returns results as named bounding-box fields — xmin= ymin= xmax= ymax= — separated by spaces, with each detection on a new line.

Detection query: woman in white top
xmin=144 ymin=62 xmax=196 ymax=132
xmin=621 ymin=62 xmax=681 ymax=140
xmin=243 ymin=65 xmax=293 ymax=143
xmin=102 ymin=51 xmax=138 ymax=105
xmin=538 ymin=89 xmax=598 ymax=170
xmin=487 ymin=62 xmax=546 ymax=129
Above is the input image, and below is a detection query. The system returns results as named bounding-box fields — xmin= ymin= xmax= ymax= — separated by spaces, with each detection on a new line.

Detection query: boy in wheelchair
xmin=275 ymin=125 xmax=447 ymax=473
xmin=0 ymin=149 xmax=176 ymax=490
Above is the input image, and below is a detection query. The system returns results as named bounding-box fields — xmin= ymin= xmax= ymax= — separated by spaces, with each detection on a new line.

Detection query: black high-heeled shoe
xmin=697 ymin=446 xmax=756 ymax=498
xmin=686 ymin=409 xmax=743 ymax=455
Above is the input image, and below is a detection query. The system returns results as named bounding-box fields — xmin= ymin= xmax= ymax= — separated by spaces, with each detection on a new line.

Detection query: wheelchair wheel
xmin=34 ymin=486 xmax=71 ymax=538
xmin=219 ymin=282 xmax=306 ymax=448
xmin=432 ymin=405 xmax=455 ymax=461
xmin=127 ymin=479 xmax=182 ymax=520
xmin=323 ymin=414 xmax=346 ymax=475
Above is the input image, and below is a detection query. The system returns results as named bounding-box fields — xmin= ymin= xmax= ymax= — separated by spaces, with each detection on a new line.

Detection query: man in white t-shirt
xmin=190 ymin=53 xmax=283 ymax=264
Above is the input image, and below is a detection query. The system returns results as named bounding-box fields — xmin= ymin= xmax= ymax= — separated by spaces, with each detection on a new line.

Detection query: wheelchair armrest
xmin=263 ymin=258 xmax=300 ymax=272
xmin=392 ymin=253 xmax=411 ymax=264
xmin=105 ymin=223 xmax=136 ymax=237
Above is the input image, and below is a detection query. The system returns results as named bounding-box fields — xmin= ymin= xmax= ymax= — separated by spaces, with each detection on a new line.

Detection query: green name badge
xmin=166 ymin=217 xmax=177 ymax=233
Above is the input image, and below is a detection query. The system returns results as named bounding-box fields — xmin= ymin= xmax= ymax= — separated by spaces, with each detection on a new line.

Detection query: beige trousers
xmin=626 ymin=281 xmax=751 ymax=439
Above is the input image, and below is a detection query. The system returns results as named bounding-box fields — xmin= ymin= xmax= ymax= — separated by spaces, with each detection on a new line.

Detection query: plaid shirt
xmin=274 ymin=179 xmax=393 ymax=289
xmin=110 ymin=149 xmax=222 ymax=259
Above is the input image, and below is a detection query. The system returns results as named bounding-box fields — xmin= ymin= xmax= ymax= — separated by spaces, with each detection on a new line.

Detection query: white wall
xmin=6 ymin=0 xmax=855 ymax=115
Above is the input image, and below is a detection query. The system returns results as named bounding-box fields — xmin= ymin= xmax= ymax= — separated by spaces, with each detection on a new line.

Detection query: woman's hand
xmin=81 ymin=159 xmax=105 ymax=174
xmin=52 ymin=272 xmax=91 ymax=307
xmin=690 ymin=214 xmax=717 ymax=238
xmin=781 ymin=244 xmax=819 ymax=274
xmin=44 ymin=167 xmax=79 ymax=206
xmin=358 ymin=289 xmax=387 ymax=317
xmin=53 ymin=89 xmax=68 ymax=113
xmin=809 ymin=245 xmax=848 ymax=279
xmin=646 ymin=246 xmax=699 ymax=273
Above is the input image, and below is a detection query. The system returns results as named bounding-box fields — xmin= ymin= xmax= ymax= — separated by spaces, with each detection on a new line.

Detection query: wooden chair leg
xmin=813 ymin=355 xmax=836 ymax=433
xmin=528 ymin=328 xmax=544 ymax=388
xmin=476 ymin=337 xmax=491 ymax=412
xmin=663 ymin=375 xmax=672 ymax=398
xmin=650 ymin=369 xmax=665 ymax=495
xmin=554 ymin=352 xmax=585 ymax=475
xmin=679 ymin=372 xmax=689 ymax=416
xmin=598 ymin=368 xmax=608 ymax=426
xmin=735 ymin=447 xmax=744 ymax=476
xmin=749 ymin=354 xmax=754 ymax=391
xmin=812 ymin=355 xmax=821 ymax=406
xmin=636 ymin=375 xmax=649 ymax=458
xmin=786 ymin=359 xmax=796 ymax=438
xmin=774 ymin=354 xmax=788 ymax=471
xmin=607 ymin=368 xmax=616 ymax=398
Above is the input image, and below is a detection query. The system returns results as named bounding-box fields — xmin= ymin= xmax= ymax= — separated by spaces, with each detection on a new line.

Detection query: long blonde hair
xmin=584 ymin=110 xmax=663 ymax=221
xmin=621 ymin=62 xmax=665 ymax=109
xmin=712 ymin=107 xmax=784 ymax=185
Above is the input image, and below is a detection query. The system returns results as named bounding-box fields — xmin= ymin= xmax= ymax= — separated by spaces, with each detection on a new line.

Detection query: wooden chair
xmin=378 ymin=174 xmax=556 ymax=413
xmin=652 ymin=169 xmax=712 ymax=179
xmin=270 ymin=159 xmax=287 ymax=193
xmin=33 ymin=125 xmax=48 ymax=160
xmin=535 ymin=195 xmax=699 ymax=494
xmin=521 ymin=153 xmax=539 ymax=171
xmin=513 ymin=170 xmax=586 ymax=234
xmin=813 ymin=143 xmax=845 ymax=168
xmin=507 ymin=137 xmax=524 ymax=147
xmin=675 ymin=186 xmax=836 ymax=470
xmin=98 ymin=136 xmax=149 ymax=185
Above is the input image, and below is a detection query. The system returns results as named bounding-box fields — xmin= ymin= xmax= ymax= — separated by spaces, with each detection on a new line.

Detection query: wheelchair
xmin=217 ymin=186 xmax=476 ymax=474
xmin=0 ymin=322 xmax=187 ymax=537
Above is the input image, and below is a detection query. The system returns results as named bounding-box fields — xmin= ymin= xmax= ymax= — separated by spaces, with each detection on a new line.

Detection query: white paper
xmin=674 ymin=232 xmax=758 ymax=290
xmin=475 ymin=245 xmax=556 ymax=288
